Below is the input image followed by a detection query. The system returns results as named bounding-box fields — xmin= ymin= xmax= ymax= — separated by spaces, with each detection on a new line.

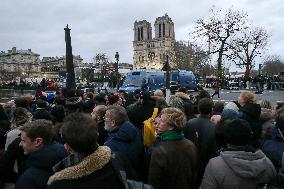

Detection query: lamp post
xmin=115 ymin=52 xmax=119 ymax=91
xmin=162 ymin=54 xmax=171 ymax=103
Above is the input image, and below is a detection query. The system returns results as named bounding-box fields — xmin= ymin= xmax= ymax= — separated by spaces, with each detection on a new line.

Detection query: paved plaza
xmin=189 ymin=88 xmax=284 ymax=106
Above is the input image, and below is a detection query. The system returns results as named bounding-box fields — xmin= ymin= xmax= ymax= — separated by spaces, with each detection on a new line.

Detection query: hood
xmin=26 ymin=142 xmax=67 ymax=171
xmin=221 ymin=150 xmax=274 ymax=179
xmin=239 ymin=103 xmax=261 ymax=118
xmin=109 ymin=121 xmax=139 ymax=143
xmin=260 ymin=108 xmax=273 ymax=121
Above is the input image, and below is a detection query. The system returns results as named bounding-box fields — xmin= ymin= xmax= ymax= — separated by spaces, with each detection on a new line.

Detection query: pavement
xmin=207 ymin=89 xmax=284 ymax=106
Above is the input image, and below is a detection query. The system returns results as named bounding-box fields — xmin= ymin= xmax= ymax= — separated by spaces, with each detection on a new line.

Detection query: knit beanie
xmin=224 ymin=101 xmax=239 ymax=112
xmin=224 ymin=119 xmax=252 ymax=146
xmin=221 ymin=109 xmax=241 ymax=119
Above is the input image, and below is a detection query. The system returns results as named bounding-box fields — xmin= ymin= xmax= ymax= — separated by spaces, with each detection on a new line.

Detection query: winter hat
xmin=211 ymin=115 xmax=221 ymax=124
xmin=221 ymin=109 xmax=241 ymax=119
xmin=224 ymin=118 xmax=252 ymax=146
xmin=224 ymin=101 xmax=239 ymax=112
xmin=47 ymin=93 xmax=55 ymax=102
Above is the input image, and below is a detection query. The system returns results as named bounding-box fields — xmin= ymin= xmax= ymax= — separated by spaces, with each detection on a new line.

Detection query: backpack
xmin=143 ymin=108 xmax=158 ymax=147
xmin=111 ymin=153 xmax=154 ymax=189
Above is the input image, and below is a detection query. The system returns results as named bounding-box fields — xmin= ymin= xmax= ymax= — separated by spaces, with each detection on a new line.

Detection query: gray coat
xmin=201 ymin=150 xmax=276 ymax=189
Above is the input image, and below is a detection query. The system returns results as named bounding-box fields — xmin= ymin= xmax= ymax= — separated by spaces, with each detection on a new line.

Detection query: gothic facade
xmin=133 ymin=14 xmax=176 ymax=70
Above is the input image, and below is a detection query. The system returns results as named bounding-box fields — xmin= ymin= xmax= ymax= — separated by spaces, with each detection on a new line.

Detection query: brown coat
xmin=148 ymin=139 xmax=197 ymax=189
xmin=214 ymin=83 xmax=220 ymax=92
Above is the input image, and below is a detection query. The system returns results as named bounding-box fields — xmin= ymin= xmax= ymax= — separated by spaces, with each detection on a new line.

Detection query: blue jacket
xmin=105 ymin=121 xmax=144 ymax=173
xmin=15 ymin=142 xmax=68 ymax=189
xmin=262 ymin=127 xmax=284 ymax=169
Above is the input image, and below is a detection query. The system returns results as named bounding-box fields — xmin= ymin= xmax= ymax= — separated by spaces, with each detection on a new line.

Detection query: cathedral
xmin=133 ymin=14 xmax=176 ymax=70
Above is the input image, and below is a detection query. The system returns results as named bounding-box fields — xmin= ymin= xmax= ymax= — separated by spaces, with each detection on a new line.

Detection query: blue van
xmin=119 ymin=70 xmax=197 ymax=93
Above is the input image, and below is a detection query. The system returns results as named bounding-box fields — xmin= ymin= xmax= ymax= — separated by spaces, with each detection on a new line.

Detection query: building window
xmin=159 ymin=24 xmax=161 ymax=38
xmin=138 ymin=28 xmax=140 ymax=41
xmin=141 ymin=27 xmax=143 ymax=40
xmin=163 ymin=23 xmax=165 ymax=37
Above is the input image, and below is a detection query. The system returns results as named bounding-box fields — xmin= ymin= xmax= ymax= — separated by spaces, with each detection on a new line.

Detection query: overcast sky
xmin=1 ymin=0 xmax=284 ymax=69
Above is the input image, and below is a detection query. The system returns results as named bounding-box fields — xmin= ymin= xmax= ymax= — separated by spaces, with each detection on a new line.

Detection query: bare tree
xmin=229 ymin=27 xmax=269 ymax=76
xmin=262 ymin=55 xmax=284 ymax=76
xmin=192 ymin=7 xmax=248 ymax=78
xmin=174 ymin=41 xmax=209 ymax=76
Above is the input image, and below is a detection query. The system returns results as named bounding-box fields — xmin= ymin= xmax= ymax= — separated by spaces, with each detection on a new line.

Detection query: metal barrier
xmin=271 ymin=82 xmax=284 ymax=90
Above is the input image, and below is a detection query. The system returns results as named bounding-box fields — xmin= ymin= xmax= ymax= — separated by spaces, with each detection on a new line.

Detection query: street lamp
xmin=115 ymin=52 xmax=119 ymax=91
xmin=162 ymin=54 xmax=171 ymax=103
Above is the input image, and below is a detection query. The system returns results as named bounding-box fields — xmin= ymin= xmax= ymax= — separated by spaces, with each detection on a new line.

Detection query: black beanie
xmin=224 ymin=119 xmax=252 ymax=146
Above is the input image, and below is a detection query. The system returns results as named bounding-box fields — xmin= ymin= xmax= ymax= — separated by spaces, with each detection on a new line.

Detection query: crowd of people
xmin=206 ymin=74 xmax=284 ymax=91
xmin=0 ymin=87 xmax=283 ymax=189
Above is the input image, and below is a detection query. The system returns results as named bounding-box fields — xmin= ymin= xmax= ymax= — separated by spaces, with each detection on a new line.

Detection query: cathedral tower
xmin=133 ymin=14 xmax=176 ymax=70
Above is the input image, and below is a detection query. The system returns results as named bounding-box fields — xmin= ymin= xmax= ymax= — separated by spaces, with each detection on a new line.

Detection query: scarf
xmin=161 ymin=130 xmax=184 ymax=142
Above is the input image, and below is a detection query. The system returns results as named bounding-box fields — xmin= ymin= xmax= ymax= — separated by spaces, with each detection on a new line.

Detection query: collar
xmin=47 ymin=146 xmax=111 ymax=185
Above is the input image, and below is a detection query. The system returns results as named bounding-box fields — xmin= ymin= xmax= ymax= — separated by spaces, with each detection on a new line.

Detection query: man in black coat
xmin=183 ymin=98 xmax=217 ymax=188
xmin=126 ymin=91 xmax=155 ymax=130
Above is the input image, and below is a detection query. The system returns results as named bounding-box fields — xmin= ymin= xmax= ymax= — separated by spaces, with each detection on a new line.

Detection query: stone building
xmin=41 ymin=55 xmax=83 ymax=80
xmin=0 ymin=47 xmax=41 ymax=80
xmin=133 ymin=14 xmax=176 ymax=70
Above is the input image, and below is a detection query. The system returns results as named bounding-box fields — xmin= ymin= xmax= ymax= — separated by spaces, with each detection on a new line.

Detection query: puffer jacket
xmin=15 ymin=142 xmax=67 ymax=189
xmin=104 ymin=121 xmax=144 ymax=175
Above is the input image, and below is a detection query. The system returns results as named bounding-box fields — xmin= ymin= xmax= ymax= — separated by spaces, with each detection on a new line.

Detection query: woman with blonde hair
xmin=238 ymin=91 xmax=261 ymax=147
xmin=148 ymin=107 xmax=197 ymax=189
xmin=258 ymin=99 xmax=272 ymax=110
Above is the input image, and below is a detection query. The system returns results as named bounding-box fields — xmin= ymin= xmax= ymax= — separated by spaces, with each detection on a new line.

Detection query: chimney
xmin=12 ymin=47 xmax=16 ymax=53
xmin=28 ymin=49 xmax=31 ymax=52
